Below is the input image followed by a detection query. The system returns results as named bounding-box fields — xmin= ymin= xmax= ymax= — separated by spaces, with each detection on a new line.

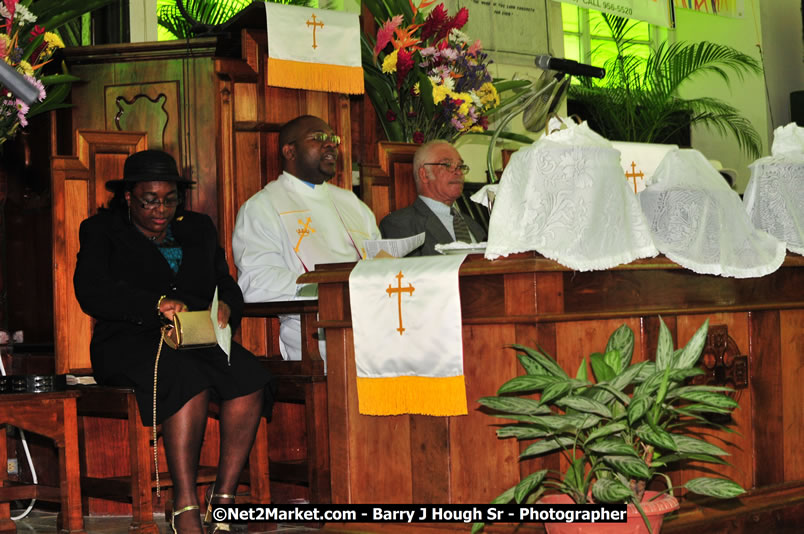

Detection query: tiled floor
xmin=10 ymin=508 xmax=319 ymax=533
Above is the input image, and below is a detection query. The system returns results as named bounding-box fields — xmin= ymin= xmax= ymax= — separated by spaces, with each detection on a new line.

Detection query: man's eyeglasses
xmin=423 ymin=161 xmax=470 ymax=174
xmin=304 ymin=132 xmax=342 ymax=146
xmin=132 ymin=196 xmax=181 ymax=210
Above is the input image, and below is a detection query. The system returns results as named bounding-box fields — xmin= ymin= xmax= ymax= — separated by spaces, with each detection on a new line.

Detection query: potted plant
xmin=568 ymin=13 xmax=763 ymax=159
xmin=474 ymin=318 xmax=745 ymax=534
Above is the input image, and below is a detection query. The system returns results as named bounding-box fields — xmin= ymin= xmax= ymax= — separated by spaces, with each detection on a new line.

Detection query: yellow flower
xmin=413 ymin=82 xmax=420 ymax=95
xmin=432 ymin=83 xmax=450 ymax=104
xmin=469 ymin=125 xmax=485 ymax=132
xmin=44 ymin=32 xmax=65 ymax=50
xmin=17 ymin=60 xmax=34 ymax=77
xmin=382 ymin=50 xmax=398 ymax=74
xmin=478 ymin=82 xmax=500 ymax=108
xmin=456 ymin=92 xmax=473 ymax=115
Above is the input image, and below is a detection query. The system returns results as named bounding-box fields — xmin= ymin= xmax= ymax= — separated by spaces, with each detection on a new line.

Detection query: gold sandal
xmin=170 ymin=504 xmax=200 ymax=534
xmin=204 ymin=484 xmax=237 ymax=532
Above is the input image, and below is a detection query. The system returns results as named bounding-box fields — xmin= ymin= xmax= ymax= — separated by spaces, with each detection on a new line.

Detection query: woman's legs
xmin=162 ymin=389 xmax=211 ymax=533
xmin=212 ymin=389 xmax=264 ymax=501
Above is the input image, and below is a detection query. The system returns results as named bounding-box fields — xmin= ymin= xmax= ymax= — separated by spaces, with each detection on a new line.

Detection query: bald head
xmin=279 ymin=115 xmax=339 ymax=184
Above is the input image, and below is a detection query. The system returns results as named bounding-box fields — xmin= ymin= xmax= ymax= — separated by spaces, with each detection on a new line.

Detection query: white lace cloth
xmin=744 ymin=154 xmax=804 ymax=255
xmin=640 ymin=149 xmax=786 ymax=277
xmin=770 ymin=123 xmax=804 ymax=156
xmin=484 ymin=121 xmax=658 ymax=269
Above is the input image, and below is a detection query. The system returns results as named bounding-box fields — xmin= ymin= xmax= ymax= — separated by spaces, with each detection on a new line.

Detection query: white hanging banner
xmin=554 ymin=0 xmax=675 ymax=28
xmin=674 ymin=0 xmax=744 ymax=19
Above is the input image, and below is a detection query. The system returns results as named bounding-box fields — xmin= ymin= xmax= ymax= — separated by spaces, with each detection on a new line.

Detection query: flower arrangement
xmin=1 ymin=0 xmax=71 ymax=146
xmin=362 ymin=0 xmax=520 ymax=144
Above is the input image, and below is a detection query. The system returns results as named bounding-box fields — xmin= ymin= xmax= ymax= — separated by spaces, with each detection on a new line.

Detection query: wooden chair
xmin=51 ymin=131 xmax=271 ymax=532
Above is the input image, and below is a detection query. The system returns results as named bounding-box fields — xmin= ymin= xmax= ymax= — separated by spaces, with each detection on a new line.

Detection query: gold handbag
xmin=162 ymin=310 xmax=217 ymax=350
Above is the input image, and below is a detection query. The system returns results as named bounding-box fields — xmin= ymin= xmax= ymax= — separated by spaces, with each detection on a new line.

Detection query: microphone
xmin=534 ymin=55 xmax=606 ymax=79
xmin=0 ymin=60 xmax=39 ymax=105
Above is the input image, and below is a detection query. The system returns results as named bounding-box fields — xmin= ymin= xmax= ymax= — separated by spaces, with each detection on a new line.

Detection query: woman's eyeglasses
xmin=423 ymin=161 xmax=470 ymax=174
xmin=132 ymin=196 xmax=181 ymax=210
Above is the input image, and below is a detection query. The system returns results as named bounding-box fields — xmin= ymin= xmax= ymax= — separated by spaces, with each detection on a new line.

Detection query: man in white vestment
xmin=380 ymin=140 xmax=486 ymax=256
xmin=232 ymin=115 xmax=381 ymax=361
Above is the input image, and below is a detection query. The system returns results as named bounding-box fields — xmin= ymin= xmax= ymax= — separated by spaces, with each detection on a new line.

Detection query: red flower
xmin=413 ymin=131 xmax=425 ymax=144
xmin=452 ymin=7 xmax=469 ymax=30
xmin=479 ymin=116 xmax=489 ymax=129
xmin=30 ymin=25 xmax=46 ymax=38
xmin=396 ymin=48 xmax=414 ymax=87
xmin=420 ymin=4 xmax=447 ymax=41
xmin=386 ymin=110 xmax=397 ymax=122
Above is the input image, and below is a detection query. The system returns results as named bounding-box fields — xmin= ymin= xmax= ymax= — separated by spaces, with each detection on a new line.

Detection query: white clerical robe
xmin=232 ymin=172 xmax=381 ymax=361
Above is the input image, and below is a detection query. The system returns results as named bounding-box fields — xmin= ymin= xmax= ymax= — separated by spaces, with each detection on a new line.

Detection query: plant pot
xmin=539 ymin=491 xmax=679 ymax=534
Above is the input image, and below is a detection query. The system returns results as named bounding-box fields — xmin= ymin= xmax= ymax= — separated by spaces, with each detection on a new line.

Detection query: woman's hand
xmin=216 ymin=301 xmax=231 ymax=328
xmin=159 ymin=298 xmax=187 ymax=322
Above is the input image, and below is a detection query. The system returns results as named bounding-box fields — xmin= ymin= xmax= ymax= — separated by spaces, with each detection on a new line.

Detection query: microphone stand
xmin=485 ymin=77 xmax=562 ymax=183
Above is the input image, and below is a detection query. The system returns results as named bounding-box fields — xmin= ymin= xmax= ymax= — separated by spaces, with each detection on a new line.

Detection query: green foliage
xmin=570 ymin=14 xmax=763 ymax=159
xmin=157 ymin=0 xmax=312 ymax=40
xmin=476 ymin=317 xmax=745 ymax=532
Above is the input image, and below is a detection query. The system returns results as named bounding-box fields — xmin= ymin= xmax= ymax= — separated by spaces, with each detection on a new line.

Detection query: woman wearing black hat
xmin=74 ymin=150 xmax=275 ymax=534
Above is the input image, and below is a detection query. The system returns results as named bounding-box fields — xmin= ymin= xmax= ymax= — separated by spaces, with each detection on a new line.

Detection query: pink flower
xmin=374 ymin=15 xmax=403 ymax=58
xmin=396 ymin=48 xmax=414 ymax=87
xmin=452 ymin=7 xmax=469 ymax=30
xmin=468 ymin=39 xmax=482 ymax=56
xmin=420 ymin=3 xmax=447 ymax=41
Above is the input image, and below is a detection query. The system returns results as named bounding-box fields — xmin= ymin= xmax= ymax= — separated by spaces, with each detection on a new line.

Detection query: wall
xmin=674 ymin=1 xmax=803 ymax=191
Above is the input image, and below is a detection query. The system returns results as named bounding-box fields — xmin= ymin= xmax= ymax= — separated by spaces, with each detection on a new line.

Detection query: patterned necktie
xmin=451 ymin=206 xmax=473 ymax=243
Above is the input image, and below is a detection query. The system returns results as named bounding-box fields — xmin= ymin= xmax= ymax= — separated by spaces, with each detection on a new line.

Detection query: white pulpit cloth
xmin=770 ymin=123 xmax=804 ymax=156
xmin=264 ymin=3 xmax=363 ymax=94
xmin=484 ymin=120 xmax=658 ymax=270
xmin=744 ymin=154 xmax=804 ymax=255
xmin=348 ymin=254 xmax=469 ymax=416
xmin=611 ymin=141 xmax=679 ymax=194
xmin=640 ymin=149 xmax=786 ymax=277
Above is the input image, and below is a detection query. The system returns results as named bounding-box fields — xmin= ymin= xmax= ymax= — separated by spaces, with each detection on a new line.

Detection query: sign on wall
xmin=553 ymin=0 xmax=675 ymax=28
xmin=674 ymin=0 xmax=744 ymax=18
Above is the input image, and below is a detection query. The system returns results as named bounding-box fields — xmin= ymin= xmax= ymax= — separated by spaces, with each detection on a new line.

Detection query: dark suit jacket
xmin=379 ymin=197 xmax=487 ymax=256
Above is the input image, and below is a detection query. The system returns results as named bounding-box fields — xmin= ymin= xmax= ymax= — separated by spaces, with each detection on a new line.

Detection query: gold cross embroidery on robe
xmin=306 ymin=13 xmax=324 ymax=49
xmin=625 ymin=161 xmax=645 ymax=194
xmin=294 ymin=217 xmax=316 ymax=252
xmin=386 ymin=271 xmax=415 ymax=335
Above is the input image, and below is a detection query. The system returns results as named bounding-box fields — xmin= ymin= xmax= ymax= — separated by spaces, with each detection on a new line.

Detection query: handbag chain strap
xmin=152 ymin=326 xmax=171 ymax=497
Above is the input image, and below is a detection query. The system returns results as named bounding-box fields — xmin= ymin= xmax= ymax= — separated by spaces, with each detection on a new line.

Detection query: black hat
xmin=105 ymin=150 xmax=194 ymax=191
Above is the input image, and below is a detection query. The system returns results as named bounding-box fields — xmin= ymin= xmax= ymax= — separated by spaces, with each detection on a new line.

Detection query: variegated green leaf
xmin=521 ymin=437 xmax=576 ymax=458
xmin=498 ymin=375 xmax=558 ymax=394
xmin=509 ymin=344 xmax=568 ymax=378
xmin=672 ymin=403 xmax=735 ymax=415
xmin=602 ymin=455 xmax=652 ymax=479
xmin=675 ymin=391 xmax=739 ymax=410
xmin=605 ymin=324 xmax=635 ymax=371
xmin=585 ymin=422 xmax=627 ymax=443
xmin=491 ymin=485 xmax=516 ymax=504
xmin=478 ymin=396 xmax=553 ymax=415
xmin=603 ymin=349 xmax=622 ymax=379
xmin=636 ymin=424 xmax=677 ymax=451
xmin=497 ymin=426 xmax=552 ymax=440
xmin=610 ymin=361 xmax=651 ymax=393
xmin=673 ymin=434 xmax=729 ymax=456
xmin=564 ymin=458 xmax=586 ymax=492
xmin=634 ymin=361 xmax=656 ymax=382
xmin=628 ymin=395 xmax=652 ymax=425
xmin=590 ymin=352 xmax=616 ymax=382
xmin=650 ymin=453 xmax=730 ymax=467
xmin=655 ymin=317 xmax=674 ymax=370
xmin=539 ymin=380 xmax=574 ymax=406
xmin=684 ymin=477 xmax=745 ymax=498
xmin=592 ymin=478 xmax=633 ymax=503
xmin=666 ymin=385 xmax=735 ymax=399
xmin=575 ymin=358 xmax=589 ymax=382
xmin=587 ymin=439 xmax=639 ymax=457
xmin=514 ymin=470 xmax=548 ymax=504
xmin=675 ymin=319 xmax=709 ymax=370
xmin=517 ymin=353 xmax=546 ymax=375
xmin=556 ymin=395 xmax=613 ymax=418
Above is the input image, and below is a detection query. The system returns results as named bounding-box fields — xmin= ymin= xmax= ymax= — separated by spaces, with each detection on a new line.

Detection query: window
xmin=561 ymin=4 xmax=662 ymax=82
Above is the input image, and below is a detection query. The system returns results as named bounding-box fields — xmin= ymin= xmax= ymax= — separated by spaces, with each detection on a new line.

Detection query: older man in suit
xmin=379 ymin=140 xmax=487 ymax=256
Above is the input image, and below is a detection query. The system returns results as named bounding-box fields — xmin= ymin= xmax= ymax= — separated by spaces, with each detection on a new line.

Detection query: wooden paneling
xmin=781 ymin=310 xmax=804 ymax=481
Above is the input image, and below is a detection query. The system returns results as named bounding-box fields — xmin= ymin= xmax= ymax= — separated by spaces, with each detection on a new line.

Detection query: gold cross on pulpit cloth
xmin=625 ymin=161 xmax=645 ymax=194
xmin=386 ymin=271 xmax=415 ymax=335
xmin=294 ymin=217 xmax=315 ymax=252
xmin=306 ymin=13 xmax=324 ymax=49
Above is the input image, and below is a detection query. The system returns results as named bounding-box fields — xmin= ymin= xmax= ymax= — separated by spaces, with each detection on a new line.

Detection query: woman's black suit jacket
xmin=74 ymin=208 xmax=274 ymax=424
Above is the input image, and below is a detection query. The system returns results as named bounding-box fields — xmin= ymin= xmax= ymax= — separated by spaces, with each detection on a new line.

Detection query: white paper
xmin=364 ymin=233 xmax=426 ymax=259
xmin=210 ymin=287 xmax=232 ymax=362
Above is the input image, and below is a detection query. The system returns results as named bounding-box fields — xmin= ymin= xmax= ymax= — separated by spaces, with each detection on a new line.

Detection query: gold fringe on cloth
xmin=356 ymin=374 xmax=468 ymax=416
xmin=267 ymin=57 xmax=365 ymax=94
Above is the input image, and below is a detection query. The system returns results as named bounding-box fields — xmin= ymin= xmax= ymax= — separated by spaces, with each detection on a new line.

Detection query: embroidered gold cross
xmin=294 ymin=217 xmax=315 ymax=252
xmin=625 ymin=161 xmax=645 ymax=194
xmin=306 ymin=13 xmax=324 ymax=49
xmin=386 ymin=271 xmax=415 ymax=335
